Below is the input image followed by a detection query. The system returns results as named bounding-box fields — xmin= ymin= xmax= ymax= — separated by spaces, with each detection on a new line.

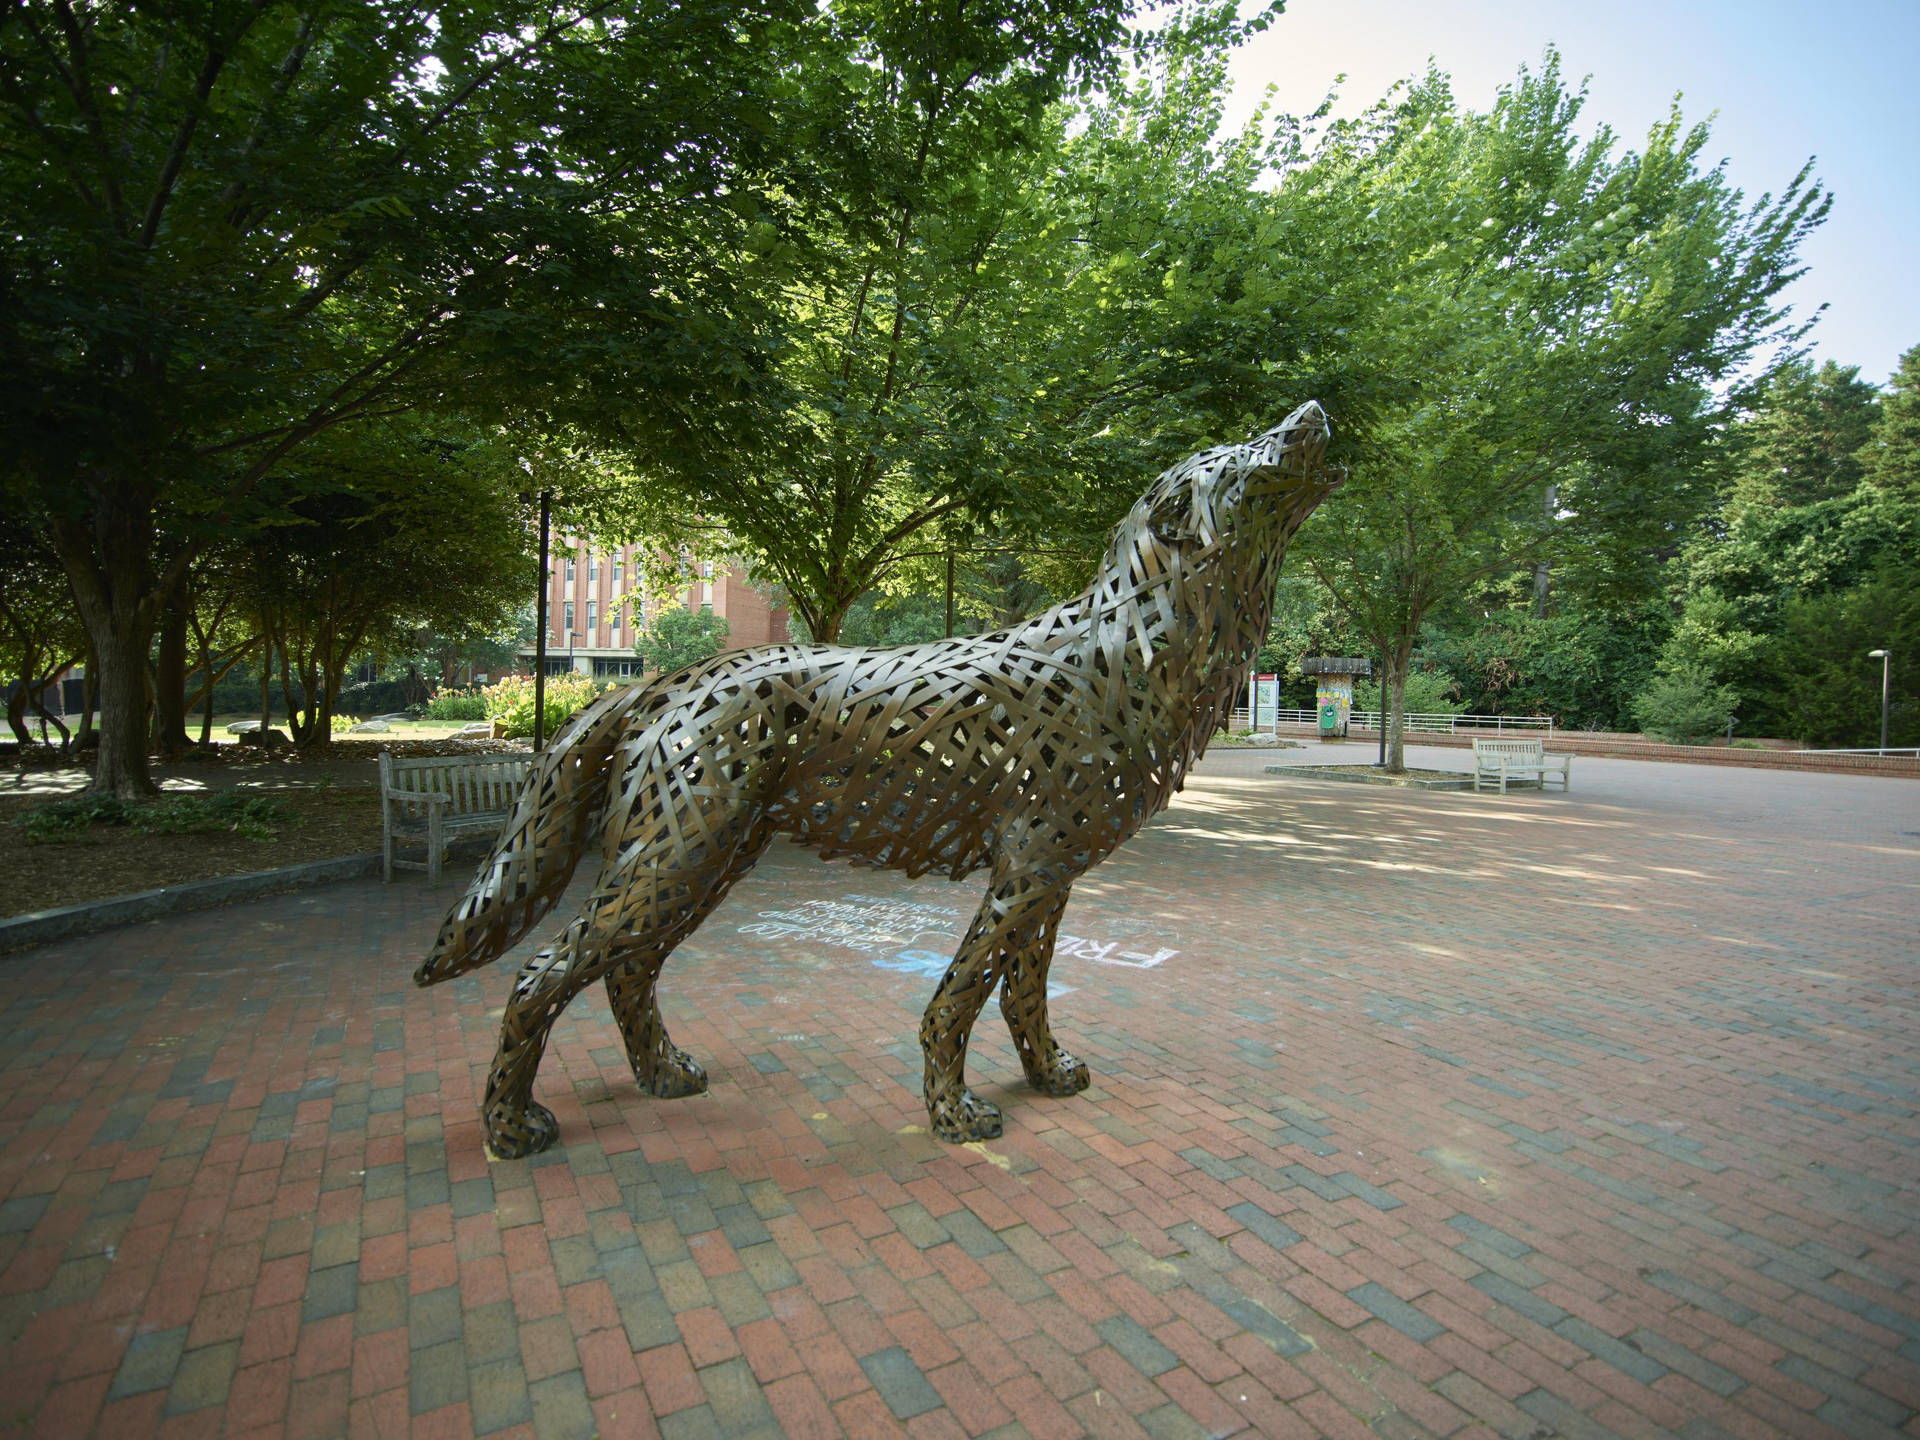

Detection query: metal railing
xmin=1230 ymin=708 xmax=1553 ymax=737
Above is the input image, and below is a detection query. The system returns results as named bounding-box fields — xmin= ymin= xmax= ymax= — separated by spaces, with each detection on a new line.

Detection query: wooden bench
xmin=1472 ymin=737 xmax=1572 ymax=794
xmin=380 ymin=751 xmax=534 ymax=882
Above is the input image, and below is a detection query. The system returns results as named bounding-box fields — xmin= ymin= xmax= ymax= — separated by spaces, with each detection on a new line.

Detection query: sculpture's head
xmin=1107 ymin=400 xmax=1335 ymax=572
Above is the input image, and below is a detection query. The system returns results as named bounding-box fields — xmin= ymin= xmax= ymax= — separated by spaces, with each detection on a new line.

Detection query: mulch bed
xmin=1 ymin=737 xmax=530 ymax=918
xmin=0 ymin=785 xmax=388 ymax=919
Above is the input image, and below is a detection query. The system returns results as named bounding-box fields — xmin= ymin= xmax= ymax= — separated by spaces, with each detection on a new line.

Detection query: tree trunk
xmin=29 ymin=670 xmax=71 ymax=750
xmin=48 ymin=496 xmax=166 ymax=797
xmin=92 ymin=616 xmax=160 ymax=795
xmin=1530 ymin=482 xmax=1559 ymax=619
xmin=195 ymin=638 xmax=216 ymax=746
xmin=76 ymin=659 xmax=97 ymax=749
xmin=1384 ymin=638 xmax=1414 ymax=774
xmin=150 ymin=587 xmax=193 ymax=758
xmin=259 ymin=631 xmax=273 ymax=745
xmin=5 ymin=681 xmax=29 ymax=745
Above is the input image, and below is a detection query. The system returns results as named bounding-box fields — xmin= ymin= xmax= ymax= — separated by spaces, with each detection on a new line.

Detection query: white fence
xmin=1230 ymin=707 xmax=1554 ymax=737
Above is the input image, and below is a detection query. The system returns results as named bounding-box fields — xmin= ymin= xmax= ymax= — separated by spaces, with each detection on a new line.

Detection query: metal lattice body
xmin=418 ymin=402 xmax=1338 ymax=1158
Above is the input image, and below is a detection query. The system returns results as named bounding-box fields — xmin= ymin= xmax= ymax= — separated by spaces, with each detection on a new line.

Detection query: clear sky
xmin=1225 ymin=0 xmax=1920 ymax=387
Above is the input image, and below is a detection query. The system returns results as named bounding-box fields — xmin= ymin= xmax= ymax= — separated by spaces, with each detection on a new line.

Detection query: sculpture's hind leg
xmin=482 ymin=910 xmax=614 ymax=1159
xmin=997 ymin=887 xmax=1091 ymax=1097
xmin=481 ymin=815 xmax=771 ymax=1158
xmin=920 ymin=872 xmax=1072 ymax=1141
xmin=604 ymin=824 xmax=775 ymax=1098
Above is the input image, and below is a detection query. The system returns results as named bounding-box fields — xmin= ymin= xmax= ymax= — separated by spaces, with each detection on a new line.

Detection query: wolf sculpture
xmin=418 ymin=401 xmax=1338 ymax=1158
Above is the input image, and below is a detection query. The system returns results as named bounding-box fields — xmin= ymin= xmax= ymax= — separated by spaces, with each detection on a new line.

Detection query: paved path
xmin=0 ymin=751 xmax=1915 ymax=1438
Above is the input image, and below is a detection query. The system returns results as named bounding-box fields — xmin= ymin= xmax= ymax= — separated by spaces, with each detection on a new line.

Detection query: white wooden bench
xmin=380 ymin=751 xmax=534 ymax=882
xmin=1472 ymin=737 xmax=1572 ymax=794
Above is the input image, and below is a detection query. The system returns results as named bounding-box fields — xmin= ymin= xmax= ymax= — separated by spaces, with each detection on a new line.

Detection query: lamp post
xmin=534 ymin=489 xmax=551 ymax=752
xmin=1868 ymin=649 xmax=1890 ymax=753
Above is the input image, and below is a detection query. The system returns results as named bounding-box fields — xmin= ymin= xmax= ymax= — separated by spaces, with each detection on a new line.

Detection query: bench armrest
xmin=384 ymin=788 xmax=451 ymax=808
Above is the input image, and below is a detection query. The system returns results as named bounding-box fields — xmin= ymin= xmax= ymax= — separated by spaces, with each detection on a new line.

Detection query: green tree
xmin=1292 ymin=59 xmax=1827 ymax=769
xmin=1771 ymin=562 xmax=1918 ymax=747
xmin=1632 ymin=666 xmax=1739 ymax=744
xmin=237 ymin=428 xmax=533 ymax=748
xmin=1725 ymin=360 xmax=1882 ymax=507
xmin=1 ymin=0 xmax=805 ymax=794
xmin=1862 ymin=344 xmax=1920 ymax=495
xmin=1661 ymin=473 xmax=1918 ymax=726
xmin=0 ymin=516 xmax=85 ymax=747
xmin=636 ymin=605 xmax=730 ymax=676
xmin=604 ymin=15 xmax=1330 ymax=641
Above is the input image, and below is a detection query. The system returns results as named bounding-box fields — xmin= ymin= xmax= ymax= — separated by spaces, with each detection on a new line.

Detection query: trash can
xmin=1319 ymin=702 xmax=1340 ymax=737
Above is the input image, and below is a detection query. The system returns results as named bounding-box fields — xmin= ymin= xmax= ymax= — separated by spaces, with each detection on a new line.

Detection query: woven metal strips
xmin=418 ymin=401 xmax=1338 ymax=1158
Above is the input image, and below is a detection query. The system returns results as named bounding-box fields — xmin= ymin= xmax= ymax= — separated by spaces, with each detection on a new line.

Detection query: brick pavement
xmin=0 ymin=748 xmax=1915 ymax=1439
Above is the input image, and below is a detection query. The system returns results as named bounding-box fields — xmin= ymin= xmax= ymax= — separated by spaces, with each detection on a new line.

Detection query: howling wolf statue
xmin=418 ymin=402 xmax=1338 ymax=1157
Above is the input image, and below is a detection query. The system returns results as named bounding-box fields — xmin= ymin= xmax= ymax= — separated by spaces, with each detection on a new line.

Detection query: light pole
xmin=534 ymin=489 xmax=551 ymax=752
xmin=1868 ymin=649 xmax=1890 ymax=753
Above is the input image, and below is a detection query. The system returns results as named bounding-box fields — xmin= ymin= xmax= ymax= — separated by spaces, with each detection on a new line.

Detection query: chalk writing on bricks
xmin=737 ymin=895 xmax=1178 ymax=970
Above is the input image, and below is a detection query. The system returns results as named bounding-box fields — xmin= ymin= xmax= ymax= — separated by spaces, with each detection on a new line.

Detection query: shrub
xmin=15 ymin=790 xmax=294 ymax=844
xmin=425 ymin=688 xmax=487 ymax=721
xmin=480 ymin=673 xmax=601 ymax=739
xmin=1631 ymin=667 xmax=1738 ymax=744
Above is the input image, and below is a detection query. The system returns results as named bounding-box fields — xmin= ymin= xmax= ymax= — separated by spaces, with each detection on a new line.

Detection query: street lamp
xmin=1868 ymin=649 xmax=1890 ymax=753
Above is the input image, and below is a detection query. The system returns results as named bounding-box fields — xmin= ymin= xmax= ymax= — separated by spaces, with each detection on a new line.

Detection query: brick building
xmin=518 ymin=538 xmax=789 ymax=678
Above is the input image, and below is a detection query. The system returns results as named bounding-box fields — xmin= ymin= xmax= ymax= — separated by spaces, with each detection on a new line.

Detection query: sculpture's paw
xmin=927 ymin=1089 xmax=1003 ymax=1143
xmin=484 ymin=1099 xmax=560 ymax=1160
xmin=639 ymin=1045 xmax=708 ymax=1099
xmin=1028 ymin=1052 xmax=1091 ymax=1096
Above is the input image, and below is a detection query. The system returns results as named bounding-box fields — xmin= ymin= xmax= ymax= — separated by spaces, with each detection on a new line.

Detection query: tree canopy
xmin=1 ymin=0 xmax=810 ymax=791
xmin=1284 ymin=58 xmax=1827 ymax=767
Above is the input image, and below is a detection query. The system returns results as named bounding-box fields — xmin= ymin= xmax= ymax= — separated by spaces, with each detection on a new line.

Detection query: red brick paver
xmin=0 ymin=749 xmax=1915 ymax=1438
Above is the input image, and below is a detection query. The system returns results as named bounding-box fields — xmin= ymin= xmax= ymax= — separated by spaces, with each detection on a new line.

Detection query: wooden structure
xmin=416 ymin=402 xmax=1341 ymax=1158
xmin=380 ymin=752 xmax=536 ymax=883
xmin=1471 ymin=737 xmax=1573 ymax=793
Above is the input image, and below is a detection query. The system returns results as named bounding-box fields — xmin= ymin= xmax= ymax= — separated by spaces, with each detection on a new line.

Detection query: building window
xmin=593 ymin=657 xmax=645 ymax=678
xmin=563 ymin=601 xmax=574 ymax=637
xmin=699 ymin=560 xmax=715 ymax=580
xmin=565 ymin=556 xmax=575 ymax=582
xmin=589 ymin=555 xmax=599 ymax=581
xmin=585 ymin=600 xmax=597 ymax=634
xmin=612 ymin=557 xmax=623 ymax=583
xmin=544 ymin=657 xmax=574 ymax=676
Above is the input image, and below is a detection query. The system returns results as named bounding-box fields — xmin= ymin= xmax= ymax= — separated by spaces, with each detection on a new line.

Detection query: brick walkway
xmin=2 ymin=749 xmax=1916 ymax=1439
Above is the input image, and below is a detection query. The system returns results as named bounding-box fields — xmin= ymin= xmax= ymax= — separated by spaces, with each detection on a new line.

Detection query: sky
xmin=1224 ymin=0 xmax=1920 ymax=387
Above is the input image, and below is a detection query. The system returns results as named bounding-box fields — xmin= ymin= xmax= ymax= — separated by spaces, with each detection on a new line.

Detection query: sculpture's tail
xmin=414 ymin=685 xmax=643 ymax=986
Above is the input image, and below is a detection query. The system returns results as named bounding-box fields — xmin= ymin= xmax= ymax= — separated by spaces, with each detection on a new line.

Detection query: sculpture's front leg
xmin=920 ymin=874 xmax=1076 ymax=1141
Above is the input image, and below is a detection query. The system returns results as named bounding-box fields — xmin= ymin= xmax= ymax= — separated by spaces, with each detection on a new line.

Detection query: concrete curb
xmin=1264 ymin=764 xmax=1474 ymax=791
xmin=0 ymin=852 xmax=384 ymax=954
